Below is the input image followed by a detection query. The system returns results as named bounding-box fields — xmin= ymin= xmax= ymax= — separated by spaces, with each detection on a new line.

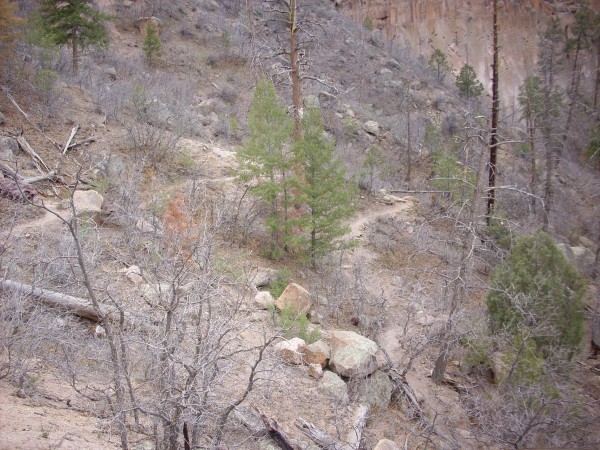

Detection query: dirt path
xmin=347 ymin=197 xmax=415 ymax=239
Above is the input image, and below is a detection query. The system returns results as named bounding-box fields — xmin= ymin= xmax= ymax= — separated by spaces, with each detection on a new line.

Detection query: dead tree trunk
xmin=0 ymin=279 xmax=118 ymax=322
xmin=486 ymin=0 xmax=499 ymax=224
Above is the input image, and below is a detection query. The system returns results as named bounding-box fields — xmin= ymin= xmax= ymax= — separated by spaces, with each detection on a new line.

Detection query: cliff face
xmin=336 ymin=0 xmax=600 ymax=105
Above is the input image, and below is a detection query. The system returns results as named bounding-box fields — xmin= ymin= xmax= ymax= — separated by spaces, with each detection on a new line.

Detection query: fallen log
xmin=252 ymin=407 xmax=302 ymax=450
xmin=62 ymin=124 xmax=79 ymax=154
xmin=16 ymin=136 xmax=51 ymax=173
xmin=296 ymin=404 xmax=369 ymax=450
xmin=68 ymin=136 xmax=97 ymax=149
xmin=0 ymin=161 xmax=24 ymax=180
xmin=0 ymin=279 xmax=118 ymax=323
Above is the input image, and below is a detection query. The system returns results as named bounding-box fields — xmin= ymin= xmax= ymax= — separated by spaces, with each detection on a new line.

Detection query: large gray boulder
xmin=374 ymin=439 xmax=400 ymax=450
xmin=304 ymin=340 xmax=330 ymax=368
xmin=0 ymin=136 xmax=18 ymax=161
xmin=72 ymin=190 xmax=104 ymax=218
xmin=328 ymin=330 xmax=379 ymax=378
xmin=318 ymin=371 xmax=349 ymax=404
xmin=356 ymin=370 xmax=394 ymax=408
xmin=274 ymin=337 xmax=306 ymax=365
xmin=274 ymin=283 xmax=313 ymax=316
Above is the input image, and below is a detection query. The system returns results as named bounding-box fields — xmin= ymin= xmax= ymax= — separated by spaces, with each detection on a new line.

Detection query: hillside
xmin=0 ymin=1 xmax=599 ymax=449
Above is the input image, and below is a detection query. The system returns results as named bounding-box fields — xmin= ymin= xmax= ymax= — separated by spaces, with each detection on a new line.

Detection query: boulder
xmin=118 ymin=265 xmax=144 ymax=285
xmin=363 ymin=120 xmax=380 ymax=136
xmin=304 ymin=340 xmax=330 ymax=368
xmin=379 ymin=68 xmax=392 ymax=75
xmin=0 ymin=136 xmax=18 ymax=161
xmin=141 ymin=282 xmax=173 ymax=304
xmin=383 ymin=80 xmax=402 ymax=89
xmin=308 ymin=363 xmax=323 ymax=380
xmin=274 ymin=337 xmax=306 ymax=365
xmin=318 ymin=371 xmax=349 ymax=404
xmin=328 ymin=330 xmax=379 ymax=378
xmin=254 ymin=291 xmax=275 ymax=310
xmin=73 ymin=190 xmax=104 ymax=218
xmin=579 ymin=236 xmax=594 ymax=249
xmin=385 ymin=58 xmax=402 ymax=70
xmin=304 ymin=95 xmax=320 ymax=109
xmin=356 ymin=370 xmax=394 ymax=408
xmin=374 ymin=439 xmax=400 ymax=450
xmin=274 ymin=283 xmax=313 ymax=316
xmin=382 ymin=194 xmax=403 ymax=205
xmin=250 ymin=267 xmax=278 ymax=288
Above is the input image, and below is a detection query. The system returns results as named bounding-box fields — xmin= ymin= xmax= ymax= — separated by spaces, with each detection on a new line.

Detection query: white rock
xmin=274 ymin=337 xmax=306 ymax=365
xmin=254 ymin=291 xmax=275 ymax=310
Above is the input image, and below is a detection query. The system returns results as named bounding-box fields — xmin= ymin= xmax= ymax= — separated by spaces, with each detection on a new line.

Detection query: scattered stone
xmin=274 ymin=283 xmax=313 ymax=316
xmin=415 ymin=311 xmax=437 ymax=326
xmin=94 ymin=325 xmax=106 ymax=339
xmin=0 ymin=179 xmax=36 ymax=201
xmin=374 ymin=439 xmax=400 ymax=450
xmin=382 ymin=194 xmax=404 ymax=205
xmin=307 ymin=310 xmax=323 ymax=324
xmin=579 ymin=236 xmax=594 ymax=249
xmin=383 ymin=80 xmax=402 ymax=89
xmin=345 ymin=108 xmax=355 ymax=118
xmin=0 ymin=136 xmax=19 ymax=161
xmin=250 ymin=267 xmax=278 ymax=288
xmin=119 ymin=265 xmax=144 ymax=285
xmin=357 ymin=370 xmax=394 ymax=408
xmin=73 ymin=190 xmax=104 ymax=218
xmin=318 ymin=91 xmax=336 ymax=102
xmin=254 ymin=291 xmax=275 ymax=310
xmin=274 ymin=337 xmax=306 ymax=365
xmin=328 ymin=330 xmax=379 ymax=378
xmin=141 ymin=282 xmax=173 ymax=304
xmin=232 ymin=406 xmax=266 ymax=436
xmin=363 ymin=120 xmax=380 ymax=136
xmin=136 ymin=218 xmax=161 ymax=234
xmin=304 ymin=95 xmax=320 ymax=109
xmin=318 ymin=371 xmax=349 ymax=404
xmin=385 ymin=58 xmax=402 ymax=70
xmin=379 ymin=68 xmax=392 ymax=75
xmin=104 ymin=67 xmax=117 ymax=81
xmin=304 ymin=340 xmax=330 ymax=368
xmin=308 ymin=363 xmax=323 ymax=380
xmin=198 ymin=98 xmax=217 ymax=114
xmin=0 ymin=112 xmax=5 ymax=125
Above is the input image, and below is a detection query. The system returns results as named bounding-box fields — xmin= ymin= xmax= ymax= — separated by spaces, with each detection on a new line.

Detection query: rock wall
xmin=335 ymin=0 xmax=600 ymax=105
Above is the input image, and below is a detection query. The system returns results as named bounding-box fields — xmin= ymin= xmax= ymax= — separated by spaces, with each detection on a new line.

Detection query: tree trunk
xmin=72 ymin=32 xmax=79 ymax=75
xmin=486 ymin=0 xmax=499 ymax=224
xmin=594 ymin=39 xmax=600 ymax=111
xmin=289 ymin=0 xmax=303 ymax=139
xmin=527 ymin=116 xmax=538 ymax=214
xmin=562 ymin=33 xmax=582 ymax=156
xmin=406 ymin=95 xmax=412 ymax=183
xmin=0 ymin=279 xmax=119 ymax=322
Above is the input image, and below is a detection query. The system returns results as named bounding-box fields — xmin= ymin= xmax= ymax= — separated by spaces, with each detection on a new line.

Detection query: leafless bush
xmin=104 ymin=74 xmax=196 ymax=169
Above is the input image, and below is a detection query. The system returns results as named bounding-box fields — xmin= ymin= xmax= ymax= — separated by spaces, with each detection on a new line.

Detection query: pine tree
xmin=40 ymin=0 xmax=112 ymax=74
xmin=237 ymin=79 xmax=296 ymax=259
xmin=143 ymin=23 xmax=161 ymax=64
xmin=296 ymin=107 xmax=356 ymax=268
xmin=518 ymin=76 xmax=544 ymax=213
xmin=487 ymin=230 xmax=585 ymax=354
xmin=456 ymin=63 xmax=484 ymax=100
xmin=429 ymin=48 xmax=451 ymax=81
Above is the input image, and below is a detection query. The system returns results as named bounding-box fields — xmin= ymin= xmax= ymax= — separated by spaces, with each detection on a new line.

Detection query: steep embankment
xmin=336 ymin=0 xmax=600 ymax=105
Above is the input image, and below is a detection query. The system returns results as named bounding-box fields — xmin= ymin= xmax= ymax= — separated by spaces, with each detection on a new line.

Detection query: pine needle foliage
xmin=487 ymin=230 xmax=585 ymax=354
xmin=237 ymin=79 xmax=297 ymax=259
xmin=39 ymin=0 xmax=112 ymax=73
xmin=296 ymin=107 xmax=357 ymax=268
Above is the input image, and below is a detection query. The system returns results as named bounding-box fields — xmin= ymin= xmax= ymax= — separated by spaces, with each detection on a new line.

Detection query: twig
xmin=16 ymin=135 xmax=51 ymax=173
xmin=3 ymin=90 xmax=62 ymax=150
xmin=68 ymin=136 xmax=97 ymax=149
xmin=62 ymin=124 xmax=80 ymax=154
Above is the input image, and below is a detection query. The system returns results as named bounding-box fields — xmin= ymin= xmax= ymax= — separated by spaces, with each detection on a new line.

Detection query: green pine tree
xmin=237 ymin=79 xmax=296 ymax=259
xmin=487 ymin=230 xmax=585 ymax=354
xmin=296 ymin=107 xmax=357 ymax=268
xmin=429 ymin=48 xmax=451 ymax=81
xmin=143 ymin=23 xmax=161 ymax=64
xmin=40 ymin=0 xmax=112 ymax=74
xmin=456 ymin=63 xmax=484 ymax=99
